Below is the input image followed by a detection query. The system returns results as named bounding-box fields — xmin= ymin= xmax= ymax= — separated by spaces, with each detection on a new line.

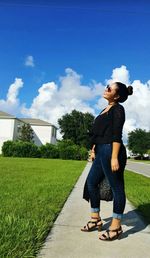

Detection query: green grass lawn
xmin=125 ymin=170 xmax=150 ymax=224
xmin=0 ymin=157 xmax=86 ymax=257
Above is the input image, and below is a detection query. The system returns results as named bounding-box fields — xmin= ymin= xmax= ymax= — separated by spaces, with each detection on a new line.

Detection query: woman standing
xmin=81 ymin=82 xmax=133 ymax=241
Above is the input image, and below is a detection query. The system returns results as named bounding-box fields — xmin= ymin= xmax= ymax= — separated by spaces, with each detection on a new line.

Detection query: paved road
xmin=126 ymin=160 xmax=150 ymax=178
xmin=38 ymin=162 xmax=150 ymax=258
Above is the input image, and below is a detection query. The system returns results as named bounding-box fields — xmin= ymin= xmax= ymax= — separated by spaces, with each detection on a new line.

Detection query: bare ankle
xmin=110 ymin=218 xmax=121 ymax=229
xmin=91 ymin=212 xmax=100 ymax=220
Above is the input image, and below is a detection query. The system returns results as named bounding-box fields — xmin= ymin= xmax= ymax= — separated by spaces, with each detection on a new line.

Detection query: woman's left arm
xmin=111 ymin=142 xmax=121 ymax=172
xmin=111 ymin=105 xmax=125 ymax=172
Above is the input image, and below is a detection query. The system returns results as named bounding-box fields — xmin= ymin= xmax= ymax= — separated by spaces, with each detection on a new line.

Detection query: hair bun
xmin=127 ymin=85 xmax=133 ymax=95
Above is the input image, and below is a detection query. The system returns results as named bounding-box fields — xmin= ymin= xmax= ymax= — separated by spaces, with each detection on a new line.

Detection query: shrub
xmin=57 ymin=140 xmax=88 ymax=160
xmin=2 ymin=141 xmax=15 ymax=157
xmin=14 ymin=141 xmax=40 ymax=158
xmin=40 ymin=143 xmax=59 ymax=158
xmin=2 ymin=141 xmax=40 ymax=158
xmin=59 ymin=145 xmax=80 ymax=160
xmin=57 ymin=139 xmax=75 ymax=149
xmin=57 ymin=140 xmax=78 ymax=160
xmin=79 ymin=146 xmax=88 ymax=160
xmin=2 ymin=140 xmax=88 ymax=160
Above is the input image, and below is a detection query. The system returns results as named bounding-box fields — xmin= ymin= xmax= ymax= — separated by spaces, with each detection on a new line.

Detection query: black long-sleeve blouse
xmin=90 ymin=103 xmax=125 ymax=147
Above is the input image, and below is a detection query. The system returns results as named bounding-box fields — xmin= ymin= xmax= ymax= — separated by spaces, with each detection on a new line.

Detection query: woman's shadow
xmin=102 ymin=203 xmax=150 ymax=239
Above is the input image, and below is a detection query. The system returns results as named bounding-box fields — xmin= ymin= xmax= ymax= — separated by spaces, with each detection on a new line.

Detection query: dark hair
xmin=115 ymin=82 xmax=133 ymax=103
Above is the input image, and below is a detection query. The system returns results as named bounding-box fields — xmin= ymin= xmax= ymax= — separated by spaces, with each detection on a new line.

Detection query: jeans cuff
xmin=91 ymin=207 xmax=100 ymax=213
xmin=113 ymin=212 xmax=123 ymax=220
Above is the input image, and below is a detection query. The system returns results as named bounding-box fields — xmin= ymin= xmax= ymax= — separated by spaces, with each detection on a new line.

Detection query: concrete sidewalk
xmin=38 ymin=162 xmax=150 ymax=258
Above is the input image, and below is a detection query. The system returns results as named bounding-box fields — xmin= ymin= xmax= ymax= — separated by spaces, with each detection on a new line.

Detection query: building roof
xmin=21 ymin=118 xmax=57 ymax=128
xmin=0 ymin=111 xmax=16 ymax=119
xmin=0 ymin=110 xmax=57 ymax=128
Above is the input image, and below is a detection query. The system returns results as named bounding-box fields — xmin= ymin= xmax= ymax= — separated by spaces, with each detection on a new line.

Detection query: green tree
xmin=58 ymin=110 xmax=95 ymax=149
xmin=128 ymin=128 xmax=150 ymax=157
xmin=19 ymin=123 xmax=34 ymax=143
xmin=147 ymin=149 xmax=150 ymax=155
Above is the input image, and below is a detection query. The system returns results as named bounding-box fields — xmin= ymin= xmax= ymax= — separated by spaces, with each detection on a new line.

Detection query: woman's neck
xmin=108 ymin=101 xmax=117 ymax=106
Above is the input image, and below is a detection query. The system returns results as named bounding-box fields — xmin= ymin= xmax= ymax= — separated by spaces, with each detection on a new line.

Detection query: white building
xmin=0 ymin=111 xmax=57 ymax=153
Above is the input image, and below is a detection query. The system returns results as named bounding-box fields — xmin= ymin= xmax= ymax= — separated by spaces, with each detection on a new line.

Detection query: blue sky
xmin=0 ymin=0 xmax=150 ymax=139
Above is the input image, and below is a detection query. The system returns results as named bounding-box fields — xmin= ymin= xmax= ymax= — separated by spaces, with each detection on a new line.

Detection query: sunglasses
xmin=105 ymin=85 xmax=112 ymax=92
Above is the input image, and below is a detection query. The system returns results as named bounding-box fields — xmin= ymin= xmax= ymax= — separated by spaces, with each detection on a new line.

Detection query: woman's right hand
xmin=90 ymin=151 xmax=95 ymax=161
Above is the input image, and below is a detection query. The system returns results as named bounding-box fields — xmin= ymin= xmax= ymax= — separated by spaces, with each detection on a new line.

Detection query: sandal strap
xmin=106 ymin=230 xmax=111 ymax=239
xmin=83 ymin=218 xmax=103 ymax=231
xmin=91 ymin=218 xmax=102 ymax=223
xmin=88 ymin=220 xmax=97 ymax=225
xmin=86 ymin=219 xmax=102 ymax=229
xmin=89 ymin=219 xmax=102 ymax=225
xmin=100 ymin=227 xmax=122 ymax=241
xmin=108 ymin=226 xmax=122 ymax=233
xmin=101 ymin=230 xmax=110 ymax=240
xmin=91 ymin=216 xmax=101 ymax=220
xmin=85 ymin=221 xmax=97 ymax=230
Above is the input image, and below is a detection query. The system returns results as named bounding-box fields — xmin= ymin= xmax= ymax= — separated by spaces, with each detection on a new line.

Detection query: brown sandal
xmin=81 ymin=217 xmax=103 ymax=232
xmin=99 ymin=226 xmax=123 ymax=241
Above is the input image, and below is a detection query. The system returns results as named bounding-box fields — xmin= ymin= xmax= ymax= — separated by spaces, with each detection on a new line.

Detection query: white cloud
xmin=0 ymin=78 xmax=23 ymax=115
xmin=123 ymin=79 xmax=150 ymax=141
xmin=25 ymin=55 xmax=35 ymax=67
xmin=106 ymin=65 xmax=130 ymax=85
xmin=0 ymin=66 xmax=150 ymax=142
xmin=21 ymin=68 xmax=98 ymax=129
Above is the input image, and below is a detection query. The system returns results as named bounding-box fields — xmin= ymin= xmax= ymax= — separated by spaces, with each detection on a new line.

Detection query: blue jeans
xmin=86 ymin=143 xmax=127 ymax=219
